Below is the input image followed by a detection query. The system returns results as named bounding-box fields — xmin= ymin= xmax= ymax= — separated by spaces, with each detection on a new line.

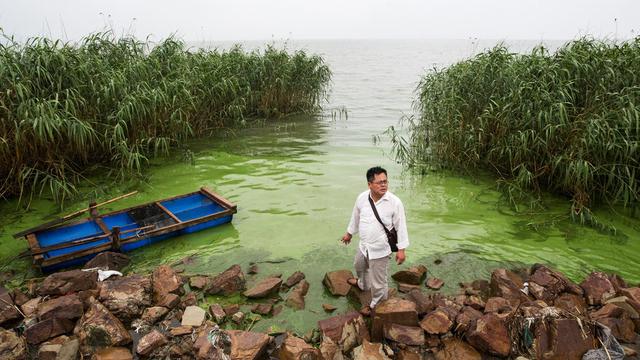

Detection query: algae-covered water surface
xmin=1 ymin=40 xmax=639 ymax=334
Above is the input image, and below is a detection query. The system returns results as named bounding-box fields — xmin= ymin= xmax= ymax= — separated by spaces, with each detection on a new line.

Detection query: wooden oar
xmin=13 ymin=191 xmax=138 ymax=238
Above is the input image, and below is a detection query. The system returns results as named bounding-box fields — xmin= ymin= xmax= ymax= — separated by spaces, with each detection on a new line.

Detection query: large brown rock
xmin=599 ymin=316 xmax=636 ymax=343
xmin=243 ymin=277 xmax=283 ymax=298
xmin=371 ymin=297 xmax=418 ymax=341
xmin=277 ymin=334 xmax=320 ymax=359
xmin=391 ymin=265 xmax=427 ymax=285
xmin=554 ymin=292 xmax=587 ymax=315
xmin=192 ymin=324 xmax=228 ymax=360
xmin=318 ymin=311 xmax=369 ymax=346
xmin=283 ymin=271 xmax=306 ymax=289
xmin=406 ymin=289 xmax=435 ymax=315
xmin=206 ymin=264 xmax=246 ymax=296
xmin=323 ymin=270 xmax=354 ymax=296
xmin=619 ymin=287 xmax=640 ymax=313
xmin=226 ymin=330 xmax=270 ymax=360
xmin=351 ymin=340 xmax=392 ymax=360
xmin=92 ymin=347 xmax=133 ymax=360
xmin=152 ymin=265 xmax=183 ymax=302
xmin=39 ymin=269 xmax=98 ymax=296
xmin=286 ymin=280 xmax=310 ymax=310
xmin=141 ymin=306 xmax=169 ymax=324
xmin=209 ymin=303 xmax=226 ymax=323
xmin=490 ymin=268 xmax=527 ymax=304
xmin=20 ymin=296 xmax=42 ymax=318
xmin=25 ymin=317 xmax=75 ymax=345
xmin=0 ymin=328 xmax=27 ymax=360
xmin=419 ymin=309 xmax=453 ymax=335
xmin=435 ymin=338 xmax=481 ymax=360
xmin=0 ymin=286 xmax=21 ymax=326
xmin=591 ymin=303 xmax=625 ymax=320
xmin=467 ymin=314 xmax=511 ymax=357
xmin=580 ymin=272 xmax=616 ymax=306
xmin=37 ymin=294 xmax=84 ymax=321
xmin=75 ymin=300 xmax=132 ymax=349
xmin=136 ymin=330 xmax=168 ymax=356
xmin=84 ymin=252 xmax=130 ymax=271
xmin=528 ymin=264 xmax=582 ymax=302
xmin=455 ymin=306 xmax=483 ymax=333
xmin=319 ymin=336 xmax=343 ymax=360
xmin=534 ymin=318 xmax=597 ymax=360
xmin=189 ymin=276 xmax=209 ymax=290
xmin=99 ymin=274 xmax=152 ymax=322
xmin=383 ymin=323 xmax=425 ymax=346
xmin=605 ymin=296 xmax=640 ymax=318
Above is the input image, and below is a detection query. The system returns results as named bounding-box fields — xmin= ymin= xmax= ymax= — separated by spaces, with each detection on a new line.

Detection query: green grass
xmin=392 ymin=37 xmax=640 ymax=224
xmin=0 ymin=32 xmax=331 ymax=206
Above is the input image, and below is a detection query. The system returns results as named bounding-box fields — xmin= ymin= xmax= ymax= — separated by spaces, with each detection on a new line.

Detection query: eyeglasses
xmin=371 ymin=180 xmax=388 ymax=186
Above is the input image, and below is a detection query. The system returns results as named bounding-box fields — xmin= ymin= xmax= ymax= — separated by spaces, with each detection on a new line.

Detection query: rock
xmin=419 ymin=309 xmax=453 ymax=335
xmin=283 ymin=271 xmax=306 ymax=289
xmin=435 ymin=338 xmax=481 ymax=360
xmin=206 ymin=264 xmax=246 ymax=296
xmin=251 ymin=303 xmax=273 ymax=315
xmin=392 ymin=265 xmax=427 ymax=285
xmin=528 ymin=264 xmax=574 ymax=302
xmin=37 ymin=294 xmax=84 ymax=321
xmin=277 ymin=334 xmax=321 ymax=359
xmin=580 ymin=272 xmax=616 ymax=306
xmin=490 ymin=268 xmax=527 ymax=304
xmin=591 ymin=303 xmax=625 ymax=320
xmin=244 ymin=277 xmax=283 ymax=298
xmin=467 ymin=314 xmax=511 ymax=357
xmin=426 ymin=277 xmax=444 ymax=290
xmin=397 ymin=349 xmax=422 ymax=360
xmin=351 ymin=340 xmax=392 ymax=360
xmin=464 ymin=295 xmax=485 ymax=311
xmin=598 ymin=317 xmax=636 ymax=343
xmin=534 ymin=318 xmax=597 ymax=360
xmin=58 ymin=338 xmax=80 ymax=360
xmin=189 ymin=276 xmax=209 ymax=290
xmin=318 ymin=311 xmax=369 ymax=344
xmin=152 ymin=265 xmax=183 ymax=302
xmin=554 ymin=292 xmax=587 ymax=315
xmin=322 ymin=304 xmax=337 ymax=312
xmin=248 ymin=264 xmax=258 ymax=275
xmin=25 ymin=317 xmax=75 ymax=345
xmin=0 ymin=328 xmax=27 ymax=360
xmin=226 ymin=330 xmax=270 ymax=360
xmin=605 ymin=296 xmax=639 ymax=318
xmin=38 ymin=343 xmax=62 ymax=360
xmin=170 ymin=326 xmax=193 ymax=336
xmin=455 ymin=306 xmax=483 ymax=333
xmin=0 ymin=286 xmax=21 ymax=326
xmin=136 ymin=330 xmax=168 ymax=356
xmin=397 ymin=283 xmax=421 ymax=293
xmin=231 ymin=311 xmax=245 ymax=324
xmin=75 ymin=300 xmax=132 ymax=349
xmin=84 ymin=252 xmax=130 ymax=271
xmin=182 ymin=306 xmax=206 ymax=326
xmin=619 ymin=287 xmax=640 ymax=313
xmin=180 ymin=292 xmax=198 ymax=308
xmin=98 ymin=274 xmax=152 ymax=322
xmin=371 ymin=297 xmax=418 ymax=341
xmin=20 ymin=296 xmax=42 ymax=317
xmin=406 ymin=289 xmax=435 ymax=315
xmin=319 ymin=336 xmax=343 ymax=360
xmin=39 ymin=269 xmax=98 ymax=296
xmin=77 ymin=289 xmax=100 ymax=308
xmin=209 ymin=303 xmax=226 ymax=323
xmin=224 ymin=304 xmax=240 ymax=316
xmin=11 ymin=289 xmax=30 ymax=307
xmin=323 ymin=270 xmax=354 ymax=296
xmin=286 ymin=280 xmax=310 ymax=310
xmin=156 ymin=293 xmax=180 ymax=309
xmin=484 ymin=296 xmax=515 ymax=318
xmin=141 ymin=306 xmax=169 ymax=324
xmin=92 ymin=347 xmax=133 ymax=360
xmin=383 ymin=323 xmax=424 ymax=346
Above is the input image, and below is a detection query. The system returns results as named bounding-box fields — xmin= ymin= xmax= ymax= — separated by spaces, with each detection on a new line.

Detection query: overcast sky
xmin=0 ymin=0 xmax=638 ymax=42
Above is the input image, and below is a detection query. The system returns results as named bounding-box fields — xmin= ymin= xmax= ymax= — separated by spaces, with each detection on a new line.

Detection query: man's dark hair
xmin=366 ymin=166 xmax=387 ymax=182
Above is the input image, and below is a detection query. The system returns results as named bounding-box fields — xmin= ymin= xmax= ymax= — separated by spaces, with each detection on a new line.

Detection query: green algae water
xmin=1 ymin=39 xmax=639 ymax=333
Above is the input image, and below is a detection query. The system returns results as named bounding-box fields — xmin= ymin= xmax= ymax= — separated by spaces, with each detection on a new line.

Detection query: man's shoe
xmin=347 ymin=278 xmax=364 ymax=291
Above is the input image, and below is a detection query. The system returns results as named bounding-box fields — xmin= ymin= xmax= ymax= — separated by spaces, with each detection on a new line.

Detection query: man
xmin=341 ymin=166 xmax=409 ymax=316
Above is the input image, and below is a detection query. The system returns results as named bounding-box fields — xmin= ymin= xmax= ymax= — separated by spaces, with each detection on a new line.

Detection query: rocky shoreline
xmin=1 ymin=252 xmax=639 ymax=359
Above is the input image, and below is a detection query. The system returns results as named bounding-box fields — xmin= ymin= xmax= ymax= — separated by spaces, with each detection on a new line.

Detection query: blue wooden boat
xmin=19 ymin=187 xmax=236 ymax=272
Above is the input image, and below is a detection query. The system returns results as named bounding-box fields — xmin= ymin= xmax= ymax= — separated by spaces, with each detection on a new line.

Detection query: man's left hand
xmin=395 ymin=249 xmax=406 ymax=265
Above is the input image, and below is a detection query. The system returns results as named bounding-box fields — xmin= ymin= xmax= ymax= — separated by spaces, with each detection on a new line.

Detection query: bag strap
xmin=368 ymin=195 xmax=391 ymax=236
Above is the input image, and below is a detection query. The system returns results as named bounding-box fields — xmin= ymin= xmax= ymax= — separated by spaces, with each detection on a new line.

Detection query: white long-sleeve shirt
xmin=346 ymin=190 xmax=409 ymax=260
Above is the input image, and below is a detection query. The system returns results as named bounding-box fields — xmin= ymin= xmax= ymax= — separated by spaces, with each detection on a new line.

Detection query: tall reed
xmin=394 ymin=38 xmax=640 ymax=222
xmin=0 ymin=32 xmax=331 ymax=205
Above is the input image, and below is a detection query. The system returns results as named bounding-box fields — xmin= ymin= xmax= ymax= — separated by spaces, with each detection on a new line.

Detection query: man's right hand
xmin=341 ymin=233 xmax=352 ymax=245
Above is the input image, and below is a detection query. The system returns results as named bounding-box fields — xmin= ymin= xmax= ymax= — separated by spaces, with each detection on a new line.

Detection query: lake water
xmin=1 ymin=39 xmax=638 ymax=333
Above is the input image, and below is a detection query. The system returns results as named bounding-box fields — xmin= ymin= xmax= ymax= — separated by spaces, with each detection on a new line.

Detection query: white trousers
xmin=353 ymin=248 xmax=389 ymax=308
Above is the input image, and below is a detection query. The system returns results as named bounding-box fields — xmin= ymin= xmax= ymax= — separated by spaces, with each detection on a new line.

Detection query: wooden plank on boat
xmin=32 ymin=233 xmax=111 ymax=255
xmin=201 ymin=187 xmax=237 ymax=211
xmin=41 ymin=242 xmax=114 ymax=267
xmin=94 ymin=217 xmax=110 ymax=235
xmin=155 ymin=202 xmax=182 ymax=223
xmin=26 ymin=234 xmax=41 ymax=252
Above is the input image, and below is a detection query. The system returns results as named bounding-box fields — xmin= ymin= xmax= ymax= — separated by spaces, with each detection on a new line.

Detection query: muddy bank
xmin=1 ymin=252 xmax=639 ymax=359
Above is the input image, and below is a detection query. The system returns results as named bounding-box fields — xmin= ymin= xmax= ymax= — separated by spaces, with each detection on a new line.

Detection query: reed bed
xmin=0 ymin=33 xmax=331 ymax=205
xmin=395 ymin=38 xmax=640 ymax=222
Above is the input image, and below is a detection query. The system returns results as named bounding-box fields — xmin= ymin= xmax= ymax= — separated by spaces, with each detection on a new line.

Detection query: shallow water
xmin=1 ymin=39 xmax=639 ymax=333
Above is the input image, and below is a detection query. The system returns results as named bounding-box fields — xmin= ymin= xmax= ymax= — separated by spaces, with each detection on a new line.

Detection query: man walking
xmin=341 ymin=166 xmax=409 ymax=316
